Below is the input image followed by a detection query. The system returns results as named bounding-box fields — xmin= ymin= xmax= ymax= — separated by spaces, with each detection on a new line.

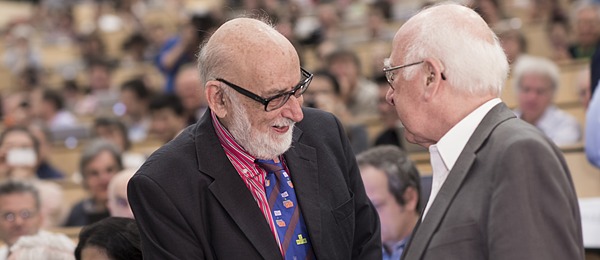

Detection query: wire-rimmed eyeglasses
xmin=216 ymin=68 xmax=313 ymax=112
xmin=383 ymin=59 xmax=446 ymax=89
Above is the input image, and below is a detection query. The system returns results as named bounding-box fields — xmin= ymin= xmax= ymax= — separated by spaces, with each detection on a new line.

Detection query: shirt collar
xmin=382 ymin=235 xmax=411 ymax=257
xmin=436 ymin=98 xmax=501 ymax=170
xmin=211 ymin=111 xmax=260 ymax=178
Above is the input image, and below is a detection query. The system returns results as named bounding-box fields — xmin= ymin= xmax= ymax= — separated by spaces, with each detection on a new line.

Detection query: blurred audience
xmin=0 ymin=180 xmax=71 ymax=259
xmin=92 ymin=117 xmax=146 ymax=170
xmin=6 ymin=230 xmax=75 ymax=260
xmin=547 ymin=15 xmax=573 ymax=62
xmin=64 ymin=140 xmax=123 ymax=227
xmin=512 ymin=55 xmax=581 ymax=146
xmin=27 ymin=123 xmax=65 ymax=179
xmin=74 ymin=217 xmax=142 ymax=260
xmin=39 ymin=88 xmax=79 ymax=130
xmin=118 ymin=79 xmax=152 ymax=143
xmin=303 ymin=70 xmax=369 ymax=153
xmin=92 ymin=117 xmax=131 ymax=153
xmin=577 ymin=67 xmax=592 ymax=109
xmin=155 ymin=13 xmax=220 ymax=93
xmin=0 ymin=127 xmax=66 ymax=228
xmin=569 ymin=1 xmax=600 ymax=59
xmin=75 ymin=59 xmax=119 ymax=116
xmin=372 ymin=74 xmax=404 ymax=149
xmin=148 ymin=94 xmax=187 ymax=143
xmin=174 ymin=64 xmax=208 ymax=125
xmin=325 ymin=49 xmax=378 ymax=118
xmin=498 ymin=28 xmax=527 ymax=65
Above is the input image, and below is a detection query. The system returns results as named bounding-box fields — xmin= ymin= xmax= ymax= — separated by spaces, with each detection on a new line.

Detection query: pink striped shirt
xmin=211 ymin=111 xmax=285 ymax=253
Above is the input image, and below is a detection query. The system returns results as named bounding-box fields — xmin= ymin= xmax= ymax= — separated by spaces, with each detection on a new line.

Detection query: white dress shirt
xmin=422 ymin=98 xmax=501 ymax=219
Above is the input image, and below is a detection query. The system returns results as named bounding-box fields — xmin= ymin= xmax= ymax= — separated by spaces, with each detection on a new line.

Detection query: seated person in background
xmin=27 ymin=122 xmax=64 ymax=179
xmin=568 ymin=2 xmax=600 ymax=59
xmin=92 ymin=117 xmax=131 ymax=153
xmin=74 ymin=217 xmax=142 ymax=260
xmin=107 ymin=168 xmax=135 ymax=219
xmin=303 ymin=70 xmax=369 ymax=153
xmin=0 ymin=180 xmax=67 ymax=258
xmin=0 ymin=127 xmax=42 ymax=180
xmin=174 ymin=63 xmax=208 ymax=125
xmin=325 ymin=50 xmax=379 ymax=118
xmin=357 ymin=145 xmax=421 ymax=260
xmin=512 ymin=55 xmax=581 ymax=146
xmin=38 ymin=88 xmax=79 ymax=131
xmin=7 ymin=229 xmax=75 ymax=260
xmin=0 ymin=127 xmax=66 ymax=228
xmin=118 ymin=79 xmax=153 ymax=143
xmin=148 ymin=94 xmax=187 ymax=143
xmin=92 ymin=117 xmax=146 ymax=169
xmin=64 ymin=140 xmax=123 ymax=227
xmin=497 ymin=27 xmax=527 ymax=65
xmin=373 ymin=74 xmax=404 ymax=149
xmin=546 ymin=15 xmax=573 ymax=62
xmin=372 ymin=75 xmax=426 ymax=153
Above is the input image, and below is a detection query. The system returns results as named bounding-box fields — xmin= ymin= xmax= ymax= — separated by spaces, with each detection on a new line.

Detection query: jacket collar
xmin=403 ymin=103 xmax=516 ymax=259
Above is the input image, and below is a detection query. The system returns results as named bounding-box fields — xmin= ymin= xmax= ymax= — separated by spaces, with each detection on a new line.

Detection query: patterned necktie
xmin=255 ymin=159 xmax=315 ymax=260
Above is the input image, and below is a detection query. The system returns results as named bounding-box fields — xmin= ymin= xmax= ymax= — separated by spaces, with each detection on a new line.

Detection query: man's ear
xmin=422 ymin=58 xmax=445 ymax=101
xmin=205 ymin=81 xmax=227 ymax=118
xmin=402 ymin=186 xmax=419 ymax=212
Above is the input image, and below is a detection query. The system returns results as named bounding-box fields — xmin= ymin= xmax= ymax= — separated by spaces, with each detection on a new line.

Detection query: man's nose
xmin=281 ymin=95 xmax=304 ymax=122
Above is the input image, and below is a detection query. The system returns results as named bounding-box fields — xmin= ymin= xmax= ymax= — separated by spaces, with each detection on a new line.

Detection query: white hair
xmin=401 ymin=3 xmax=509 ymax=97
xmin=8 ymin=230 xmax=75 ymax=260
xmin=512 ymin=55 xmax=560 ymax=92
xmin=571 ymin=0 xmax=600 ymax=24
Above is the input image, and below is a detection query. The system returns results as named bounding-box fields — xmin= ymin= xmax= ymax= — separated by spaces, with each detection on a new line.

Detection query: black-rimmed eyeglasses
xmin=216 ymin=68 xmax=313 ymax=112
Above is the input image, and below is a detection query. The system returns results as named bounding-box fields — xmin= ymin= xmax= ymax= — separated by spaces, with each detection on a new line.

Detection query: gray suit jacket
xmin=402 ymin=103 xmax=584 ymax=260
xmin=128 ymin=107 xmax=381 ymax=259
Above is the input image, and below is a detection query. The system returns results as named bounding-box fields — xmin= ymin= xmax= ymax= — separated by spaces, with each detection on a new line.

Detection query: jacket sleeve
xmin=333 ymin=115 xmax=383 ymax=259
xmin=128 ymin=173 xmax=206 ymax=260
xmin=488 ymin=138 xmax=584 ymax=259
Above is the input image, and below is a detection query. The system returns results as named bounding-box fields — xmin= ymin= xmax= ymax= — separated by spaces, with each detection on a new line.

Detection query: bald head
xmin=198 ymin=18 xmax=300 ymax=86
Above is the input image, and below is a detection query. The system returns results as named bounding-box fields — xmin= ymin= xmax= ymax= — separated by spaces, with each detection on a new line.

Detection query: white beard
xmin=228 ymin=99 xmax=295 ymax=159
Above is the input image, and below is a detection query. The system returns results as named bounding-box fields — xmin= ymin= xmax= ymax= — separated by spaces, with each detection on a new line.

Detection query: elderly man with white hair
xmin=512 ymin=55 xmax=581 ymax=146
xmin=383 ymin=3 xmax=584 ymax=260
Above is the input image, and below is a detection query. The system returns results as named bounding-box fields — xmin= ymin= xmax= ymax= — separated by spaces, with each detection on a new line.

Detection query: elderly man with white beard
xmin=127 ymin=16 xmax=381 ymax=260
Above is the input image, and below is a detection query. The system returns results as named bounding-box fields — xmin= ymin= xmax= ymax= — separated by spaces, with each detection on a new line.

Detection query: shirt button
xmin=242 ymin=169 xmax=248 ymax=174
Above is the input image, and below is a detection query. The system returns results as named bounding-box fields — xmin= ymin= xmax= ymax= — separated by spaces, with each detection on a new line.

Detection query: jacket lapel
xmin=194 ymin=110 xmax=282 ymax=259
xmin=283 ymin=127 xmax=323 ymax=257
xmin=404 ymin=103 xmax=516 ymax=259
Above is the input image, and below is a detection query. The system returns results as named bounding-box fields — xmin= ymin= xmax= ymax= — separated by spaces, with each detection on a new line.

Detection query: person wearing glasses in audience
xmin=0 ymin=180 xmax=44 ymax=258
xmin=383 ymin=3 xmax=583 ymax=260
xmin=128 ymin=17 xmax=381 ymax=259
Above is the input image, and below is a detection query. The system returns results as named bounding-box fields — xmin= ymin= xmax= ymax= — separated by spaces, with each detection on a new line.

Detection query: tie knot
xmin=255 ymin=159 xmax=284 ymax=173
